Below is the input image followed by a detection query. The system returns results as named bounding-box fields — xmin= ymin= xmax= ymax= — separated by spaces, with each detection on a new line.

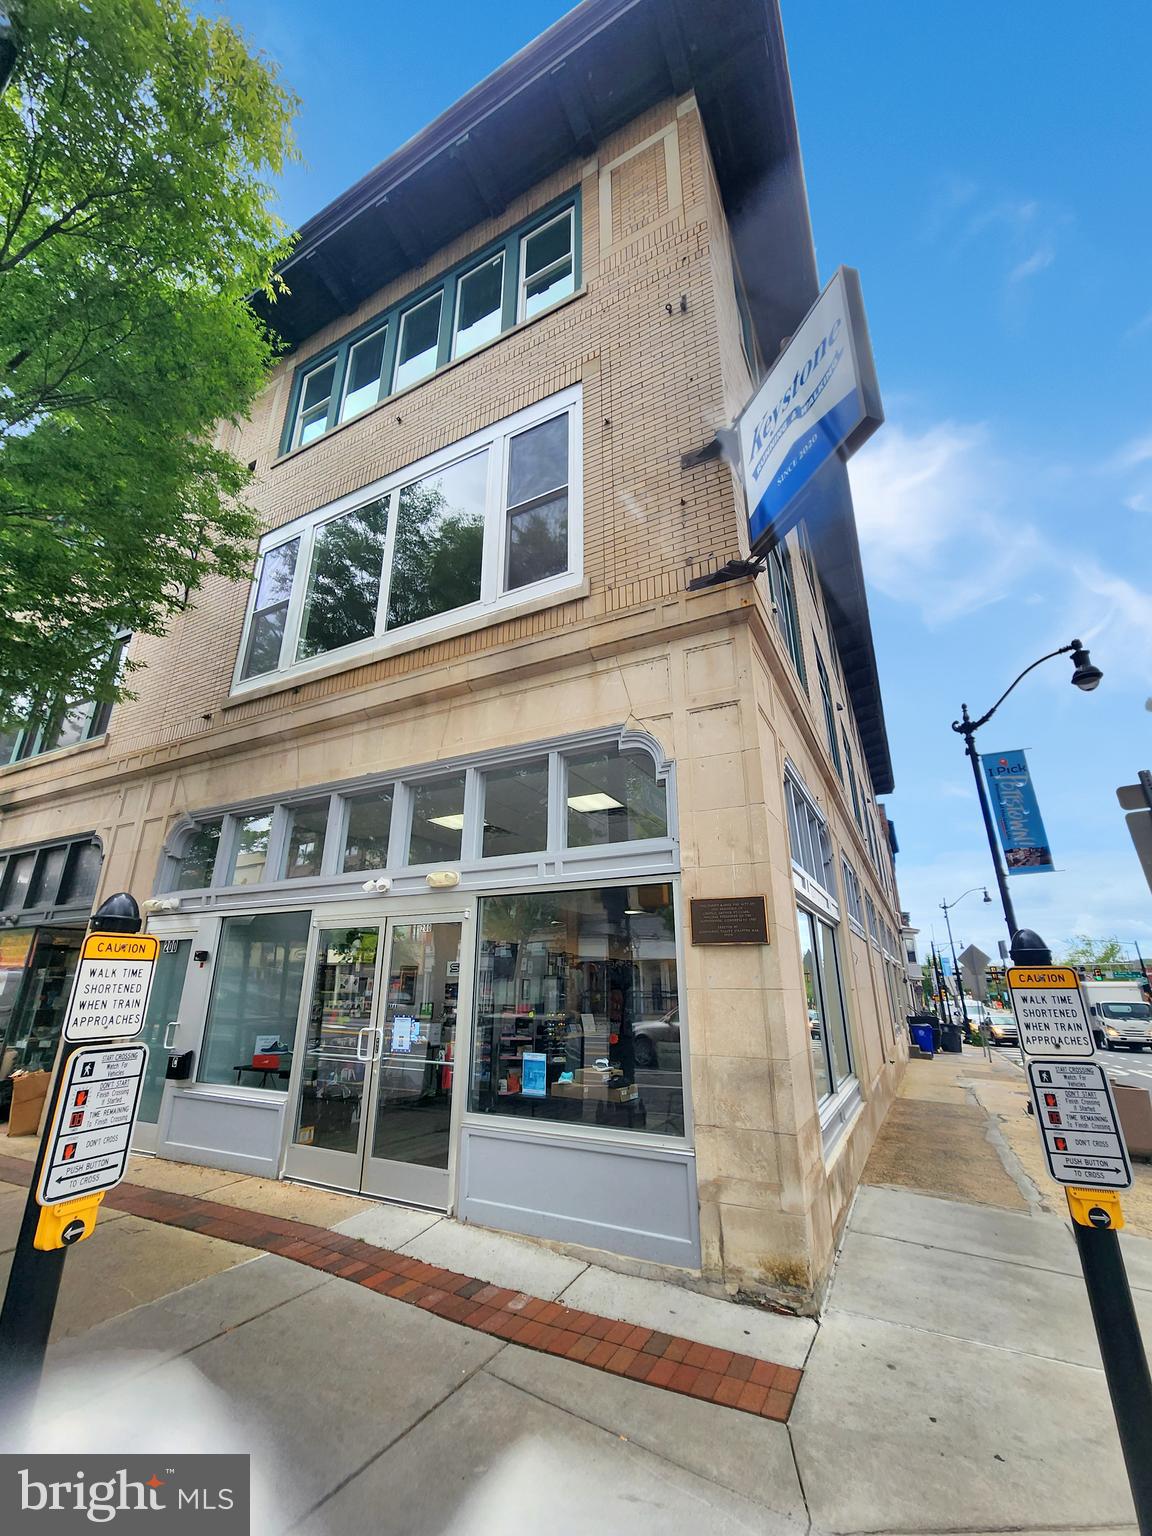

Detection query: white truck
xmin=1084 ymin=979 xmax=1152 ymax=1051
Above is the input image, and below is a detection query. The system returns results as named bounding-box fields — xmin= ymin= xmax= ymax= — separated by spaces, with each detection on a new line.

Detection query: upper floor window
xmin=237 ymin=388 xmax=582 ymax=690
xmin=766 ymin=543 xmax=805 ymax=685
xmin=0 ymin=631 xmax=130 ymax=768
xmin=840 ymin=857 xmax=864 ymax=930
xmin=842 ymin=728 xmax=862 ymax=830
xmin=0 ymin=836 xmax=102 ymax=917
xmin=815 ymin=643 xmax=842 ymax=780
xmin=281 ymin=196 xmax=579 ymax=455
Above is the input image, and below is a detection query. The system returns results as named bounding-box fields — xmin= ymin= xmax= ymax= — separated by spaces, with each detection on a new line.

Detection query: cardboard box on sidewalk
xmin=7 ymin=1069 xmax=50 ymax=1137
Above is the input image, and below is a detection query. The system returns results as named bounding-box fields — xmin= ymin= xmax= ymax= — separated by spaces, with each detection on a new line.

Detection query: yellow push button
xmin=1066 ymin=1187 xmax=1125 ymax=1230
xmin=34 ymin=1192 xmax=105 ymax=1250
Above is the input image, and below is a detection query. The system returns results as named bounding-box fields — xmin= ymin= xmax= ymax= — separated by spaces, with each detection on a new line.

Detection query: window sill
xmin=0 ymin=733 xmax=109 ymax=777
xmin=273 ymin=285 xmax=588 ymax=469
xmin=224 ymin=577 xmax=590 ymax=711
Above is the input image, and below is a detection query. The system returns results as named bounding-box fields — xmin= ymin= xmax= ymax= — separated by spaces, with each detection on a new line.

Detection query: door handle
xmin=374 ymin=1025 xmax=386 ymax=1060
xmin=356 ymin=1027 xmax=372 ymax=1062
xmin=162 ymin=1021 xmax=178 ymax=1050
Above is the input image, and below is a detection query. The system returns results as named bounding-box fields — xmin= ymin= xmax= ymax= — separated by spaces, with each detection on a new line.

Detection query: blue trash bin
xmin=910 ymin=1022 xmax=935 ymax=1055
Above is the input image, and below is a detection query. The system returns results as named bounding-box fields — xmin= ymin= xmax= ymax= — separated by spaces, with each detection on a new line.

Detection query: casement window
xmin=281 ymin=195 xmax=579 ymax=455
xmin=784 ymin=770 xmax=836 ymax=904
xmin=842 ymin=728 xmax=863 ymax=830
xmin=766 ymin=543 xmax=806 ymax=684
xmin=0 ymin=631 xmax=131 ymax=767
xmin=339 ymin=326 xmax=388 ymax=423
xmin=518 ymin=208 xmax=575 ymax=321
xmin=237 ymin=387 xmax=582 ymax=690
xmin=394 ymin=292 xmax=442 ymax=391
xmin=841 ymin=857 xmax=864 ymax=931
xmin=797 ymin=905 xmax=854 ymax=1102
xmin=815 ymin=643 xmax=842 ymax=780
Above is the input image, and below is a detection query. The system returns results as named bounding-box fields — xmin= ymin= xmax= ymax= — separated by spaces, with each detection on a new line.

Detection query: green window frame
xmin=279 ymin=191 xmax=581 ymax=458
xmin=815 ymin=641 xmax=842 ymax=780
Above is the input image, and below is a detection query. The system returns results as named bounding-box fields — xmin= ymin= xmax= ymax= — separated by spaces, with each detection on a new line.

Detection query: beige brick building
xmin=0 ymin=0 xmax=907 ymax=1310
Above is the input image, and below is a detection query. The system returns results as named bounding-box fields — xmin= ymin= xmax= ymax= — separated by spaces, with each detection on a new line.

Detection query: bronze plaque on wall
xmin=689 ymin=896 xmax=769 ymax=945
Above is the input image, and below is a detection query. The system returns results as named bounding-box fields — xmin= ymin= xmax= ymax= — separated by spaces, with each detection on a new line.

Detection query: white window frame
xmin=291 ymin=357 xmax=338 ymax=450
xmin=784 ymin=767 xmax=838 ymax=919
xmin=231 ymin=386 xmax=584 ymax=694
xmin=338 ymin=324 xmax=389 ymax=424
xmin=517 ymin=207 xmax=576 ymax=323
xmin=452 ymin=252 xmax=505 ymax=360
xmin=393 ymin=290 xmax=444 ymax=393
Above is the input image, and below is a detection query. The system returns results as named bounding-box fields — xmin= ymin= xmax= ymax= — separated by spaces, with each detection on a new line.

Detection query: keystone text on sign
xmin=63 ymin=932 xmax=159 ymax=1043
xmin=1025 ymin=1059 xmax=1132 ymax=1190
xmin=37 ymin=1044 xmax=148 ymax=1204
xmin=1007 ymin=965 xmax=1094 ymax=1058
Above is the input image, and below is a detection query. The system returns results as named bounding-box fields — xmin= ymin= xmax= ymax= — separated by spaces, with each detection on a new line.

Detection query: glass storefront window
xmin=342 ymin=789 xmax=394 ymax=872
xmin=482 ymin=762 xmax=548 ymax=857
xmin=566 ymin=749 xmax=668 ymax=847
xmin=198 ymin=911 xmax=311 ymax=1089
xmin=797 ymin=905 xmax=853 ymax=1102
xmin=231 ymin=813 xmax=272 ymax=886
xmin=470 ymin=883 xmax=682 ymax=1137
xmin=408 ymin=777 xmax=466 ymax=865
xmin=0 ymin=928 xmax=85 ymax=1083
xmin=173 ymin=822 xmax=222 ymax=891
xmin=283 ymin=801 xmax=329 ymax=880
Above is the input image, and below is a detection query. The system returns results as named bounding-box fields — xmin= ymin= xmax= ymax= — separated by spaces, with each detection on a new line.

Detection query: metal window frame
xmin=234 ymin=385 xmax=584 ymax=695
xmin=278 ymin=189 xmax=581 ymax=458
xmin=155 ymin=727 xmax=676 ymax=911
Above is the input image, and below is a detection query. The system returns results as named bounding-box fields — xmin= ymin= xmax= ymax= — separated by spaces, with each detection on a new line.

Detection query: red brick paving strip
xmin=0 ymin=1151 xmax=800 ymax=1421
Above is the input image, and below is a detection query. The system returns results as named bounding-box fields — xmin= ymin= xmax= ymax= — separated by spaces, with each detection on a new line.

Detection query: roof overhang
xmin=252 ymin=0 xmax=894 ymax=794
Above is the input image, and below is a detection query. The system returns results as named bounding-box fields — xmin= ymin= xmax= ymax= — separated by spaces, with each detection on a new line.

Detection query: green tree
xmin=0 ymin=0 xmax=298 ymax=723
xmin=1062 ymin=935 xmax=1127 ymax=968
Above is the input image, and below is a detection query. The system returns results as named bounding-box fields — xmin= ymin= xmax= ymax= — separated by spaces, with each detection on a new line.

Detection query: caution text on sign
xmin=63 ymin=932 xmax=159 ymax=1043
xmin=1007 ymin=965 xmax=1094 ymax=1058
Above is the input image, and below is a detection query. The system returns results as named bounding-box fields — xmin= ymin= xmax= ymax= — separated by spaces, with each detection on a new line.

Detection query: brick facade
xmin=0 ymin=94 xmax=905 ymax=1308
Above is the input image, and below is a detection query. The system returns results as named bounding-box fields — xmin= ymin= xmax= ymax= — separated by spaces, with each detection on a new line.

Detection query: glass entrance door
xmin=133 ymin=937 xmax=194 ymax=1152
xmin=361 ymin=920 xmax=462 ymax=1206
xmin=283 ymin=915 xmax=465 ymax=1208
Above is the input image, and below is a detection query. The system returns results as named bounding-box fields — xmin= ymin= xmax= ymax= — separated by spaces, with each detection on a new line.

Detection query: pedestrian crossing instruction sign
xmin=1007 ymin=965 xmax=1094 ymax=1058
xmin=1026 ymin=1059 xmax=1132 ymax=1190
xmin=62 ymin=932 xmax=159 ymax=1043
xmin=37 ymin=1043 xmax=148 ymax=1205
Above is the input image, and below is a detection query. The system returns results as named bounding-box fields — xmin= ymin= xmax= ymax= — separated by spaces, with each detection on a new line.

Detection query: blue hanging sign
xmin=981 ymin=749 xmax=1055 ymax=876
xmin=736 ymin=267 xmax=883 ymax=554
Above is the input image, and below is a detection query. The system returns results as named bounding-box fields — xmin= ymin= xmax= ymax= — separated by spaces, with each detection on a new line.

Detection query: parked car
xmin=633 ymin=1006 xmax=681 ymax=1070
xmin=984 ymin=1012 xmax=1019 ymax=1047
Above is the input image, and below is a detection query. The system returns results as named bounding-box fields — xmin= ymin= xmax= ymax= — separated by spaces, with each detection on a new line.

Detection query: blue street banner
xmin=981 ymin=749 xmax=1055 ymax=876
xmin=736 ymin=267 xmax=883 ymax=554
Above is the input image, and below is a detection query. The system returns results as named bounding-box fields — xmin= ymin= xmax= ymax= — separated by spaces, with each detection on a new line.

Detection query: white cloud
xmin=1110 ymin=431 xmax=1152 ymax=472
xmin=847 ymin=416 xmax=1151 ymax=677
xmin=1008 ymin=246 xmax=1054 ymax=283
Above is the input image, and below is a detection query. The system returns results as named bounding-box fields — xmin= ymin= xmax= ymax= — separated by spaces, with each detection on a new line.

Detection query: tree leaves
xmin=0 ymin=0 xmax=299 ymax=721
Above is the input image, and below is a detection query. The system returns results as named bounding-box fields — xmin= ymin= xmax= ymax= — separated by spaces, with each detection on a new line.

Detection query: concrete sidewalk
xmin=4 ymin=1045 xmax=1149 ymax=1532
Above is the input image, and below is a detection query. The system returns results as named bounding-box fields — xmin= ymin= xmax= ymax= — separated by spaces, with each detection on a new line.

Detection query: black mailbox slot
xmin=166 ymin=1050 xmax=195 ymax=1081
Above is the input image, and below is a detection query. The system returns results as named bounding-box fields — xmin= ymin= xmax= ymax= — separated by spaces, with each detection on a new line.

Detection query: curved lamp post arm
xmin=942 ymin=886 xmax=986 ymax=912
xmin=951 ymin=642 xmax=1077 ymax=737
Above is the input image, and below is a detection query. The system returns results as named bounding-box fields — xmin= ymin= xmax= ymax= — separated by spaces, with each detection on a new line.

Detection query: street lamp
xmin=939 ymin=887 xmax=991 ymax=1032
xmin=952 ymin=639 xmax=1102 ymax=947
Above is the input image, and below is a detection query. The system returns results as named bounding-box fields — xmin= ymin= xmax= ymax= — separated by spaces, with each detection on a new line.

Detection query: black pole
xmin=941 ymin=903 xmax=967 ymax=1026
xmin=0 ymin=892 xmax=142 ymax=1445
xmin=956 ymin=706 xmax=1018 ymax=944
xmin=1011 ymin=926 xmax=1152 ymax=1532
xmin=1070 ymin=1218 xmax=1152 ymax=1532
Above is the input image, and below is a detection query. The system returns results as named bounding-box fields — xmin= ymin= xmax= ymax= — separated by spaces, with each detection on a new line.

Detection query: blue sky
xmin=212 ymin=1 xmax=1152 ymax=963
